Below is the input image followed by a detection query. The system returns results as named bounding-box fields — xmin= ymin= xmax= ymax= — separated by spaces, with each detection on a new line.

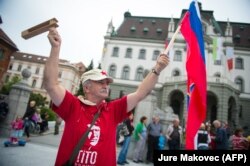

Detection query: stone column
xmin=0 ymin=68 xmax=31 ymax=137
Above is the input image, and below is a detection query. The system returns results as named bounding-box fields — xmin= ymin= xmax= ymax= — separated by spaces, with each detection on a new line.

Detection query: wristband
xmin=152 ymin=69 xmax=160 ymax=76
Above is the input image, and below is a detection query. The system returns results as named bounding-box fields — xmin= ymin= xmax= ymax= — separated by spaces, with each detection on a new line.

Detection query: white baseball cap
xmin=81 ymin=69 xmax=113 ymax=84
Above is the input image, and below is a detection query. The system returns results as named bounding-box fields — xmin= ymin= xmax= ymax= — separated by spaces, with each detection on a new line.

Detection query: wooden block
xmin=21 ymin=18 xmax=59 ymax=39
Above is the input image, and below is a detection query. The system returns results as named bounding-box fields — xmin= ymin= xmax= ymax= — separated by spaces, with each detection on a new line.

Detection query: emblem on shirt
xmin=87 ymin=124 xmax=100 ymax=146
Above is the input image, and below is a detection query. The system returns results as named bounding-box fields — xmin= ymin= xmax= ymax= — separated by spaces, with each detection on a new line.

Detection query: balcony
xmin=165 ymin=76 xmax=239 ymax=91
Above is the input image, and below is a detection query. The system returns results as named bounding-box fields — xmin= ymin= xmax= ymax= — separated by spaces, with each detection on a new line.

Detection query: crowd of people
xmin=9 ymin=100 xmax=50 ymax=143
xmin=116 ymin=117 xmax=250 ymax=165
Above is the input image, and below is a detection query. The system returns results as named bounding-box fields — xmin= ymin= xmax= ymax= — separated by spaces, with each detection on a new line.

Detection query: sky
xmin=1 ymin=0 xmax=250 ymax=67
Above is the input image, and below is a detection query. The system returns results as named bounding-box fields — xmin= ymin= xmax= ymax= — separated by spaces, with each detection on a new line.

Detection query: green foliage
xmin=40 ymin=106 xmax=56 ymax=121
xmin=97 ymin=63 xmax=102 ymax=69
xmin=75 ymin=81 xmax=84 ymax=96
xmin=0 ymin=76 xmax=21 ymax=95
xmin=29 ymin=93 xmax=48 ymax=107
xmin=86 ymin=59 xmax=94 ymax=71
xmin=28 ymin=93 xmax=55 ymax=120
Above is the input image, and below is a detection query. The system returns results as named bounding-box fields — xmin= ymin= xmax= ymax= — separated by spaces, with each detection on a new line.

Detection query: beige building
xmin=0 ymin=28 xmax=19 ymax=89
xmin=101 ymin=5 xmax=250 ymax=134
xmin=3 ymin=51 xmax=85 ymax=102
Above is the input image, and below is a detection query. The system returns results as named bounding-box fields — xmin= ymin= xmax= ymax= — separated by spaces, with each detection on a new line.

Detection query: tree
xmin=98 ymin=63 xmax=102 ymax=69
xmin=0 ymin=76 xmax=21 ymax=95
xmin=40 ymin=106 xmax=56 ymax=121
xmin=29 ymin=93 xmax=48 ymax=107
xmin=29 ymin=93 xmax=56 ymax=121
xmin=75 ymin=81 xmax=84 ymax=96
xmin=86 ymin=59 xmax=94 ymax=71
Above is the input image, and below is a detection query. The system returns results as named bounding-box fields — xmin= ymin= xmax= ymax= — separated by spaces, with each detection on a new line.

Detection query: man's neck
xmin=78 ymin=96 xmax=104 ymax=106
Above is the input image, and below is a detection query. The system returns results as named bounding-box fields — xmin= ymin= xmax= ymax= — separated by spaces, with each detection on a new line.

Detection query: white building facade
xmin=101 ymin=7 xmax=250 ymax=134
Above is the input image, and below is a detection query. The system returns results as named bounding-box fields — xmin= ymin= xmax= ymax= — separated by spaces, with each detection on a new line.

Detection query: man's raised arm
xmin=127 ymin=54 xmax=169 ymax=111
xmin=43 ymin=28 xmax=65 ymax=106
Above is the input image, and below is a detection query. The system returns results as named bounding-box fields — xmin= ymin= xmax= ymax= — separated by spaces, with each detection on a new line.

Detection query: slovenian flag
xmin=180 ymin=0 xmax=207 ymax=149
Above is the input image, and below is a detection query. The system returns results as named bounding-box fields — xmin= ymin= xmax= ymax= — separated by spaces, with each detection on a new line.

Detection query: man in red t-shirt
xmin=44 ymin=27 xmax=169 ymax=166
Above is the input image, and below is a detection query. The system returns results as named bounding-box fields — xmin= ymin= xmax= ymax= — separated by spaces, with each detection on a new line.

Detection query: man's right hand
xmin=48 ymin=27 xmax=61 ymax=48
xmin=44 ymin=27 xmax=65 ymax=107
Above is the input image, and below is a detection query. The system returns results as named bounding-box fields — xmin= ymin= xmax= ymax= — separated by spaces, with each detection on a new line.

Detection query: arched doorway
xmin=207 ymin=91 xmax=218 ymax=123
xmin=169 ymin=90 xmax=185 ymax=125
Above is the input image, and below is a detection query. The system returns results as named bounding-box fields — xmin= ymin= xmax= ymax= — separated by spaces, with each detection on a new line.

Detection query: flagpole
xmin=163 ymin=25 xmax=181 ymax=55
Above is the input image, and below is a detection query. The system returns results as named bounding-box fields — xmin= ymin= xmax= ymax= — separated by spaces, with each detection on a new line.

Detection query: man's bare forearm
xmin=44 ymin=28 xmax=65 ymax=106
xmin=44 ymin=47 xmax=60 ymax=91
xmin=127 ymin=54 xmax=169 ymax=111
xmin=134 ymin=69 xmax=159 ymax=101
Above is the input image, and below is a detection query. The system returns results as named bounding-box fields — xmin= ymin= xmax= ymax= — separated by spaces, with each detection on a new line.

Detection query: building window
xmin=138 ymin=49 xmax=146 ymax=59
xmin=239 ymin=105 xmax=243 ymax=118
xmin=58 ymin=71 xmax=62 ymax=78
xmin=41 ymin=81 xmax=45 ymax=89
xmin=32 ymin=79 xmax=37 ymax=88
xmin=214 ymin=73 xmax=221 ymax=77
xmin=152 ymin=50 xmax=160 ymax=60
xmin=173 ymin=50 xmax=182 ymax=61
xmin=0 ymin=48 xmax=4 ymax=60
xmin=8 ymin=63 xmax=13 ymax=70
xmin=143 ymin=27 xmax=149 ymax=33
xmin=135 ymin=67 xmax=144 ymax=81
xmin=130 ymin=26 xmax=136 ymax=32
xmin=35 ymin=67 xmax=40 ymax=74
xmin=125 ymin=48 xmax=132 ymax=58
xmin=172 ymin=69 xmax=180 ymax=76
xmin=112 ymin=47 xmax=119 ymax=57
xmin=214 ymin=73 xmax=221 ymax=82
xmin=17 ymin=64 xmax=22 ymax=72
xmin=156 ymin=28 xmax=162 ymax=34
xmin=119 ymin=90 xmax=126 ymax=98
xmin=121 ymin=66 xmax=130 ymax=80
xmin=234 ymin=34 xmax=241 ymax=43
xmin=202 ymin=23 xmax=207 ymax=34
xmin=235 ymin=77 xmax=244 ymax=92
xmin=235 ymin=58 xmax=244 ymax=69
xmin=214 ymin=60 xmax=221 ymax=65
xmin=5 ymin=75 xmax=10 ymax=83
xmin=109 ymin=64 xmax=116 ymax=78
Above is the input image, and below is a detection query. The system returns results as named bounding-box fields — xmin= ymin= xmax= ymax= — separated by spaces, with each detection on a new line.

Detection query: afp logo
xmin=222 ymin=154 xmax=247 ymax=163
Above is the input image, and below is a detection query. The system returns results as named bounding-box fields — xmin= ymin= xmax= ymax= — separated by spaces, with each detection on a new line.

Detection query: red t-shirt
xmin=52 ymin=91 xmax=128 ymax=166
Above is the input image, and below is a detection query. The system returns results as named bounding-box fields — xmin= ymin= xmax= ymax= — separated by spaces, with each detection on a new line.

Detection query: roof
xmin=219 ymin=21 xmax=250 ymax=48
xmin=11 ymin=51 xmax=69 ymax=64
xmin=113 ymin=7 xmax=250 ymax=49
xmin=115 ymin=12 xmax=178 ymax=41
xmin=0 ymin=28 xmax=19 ymax=51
